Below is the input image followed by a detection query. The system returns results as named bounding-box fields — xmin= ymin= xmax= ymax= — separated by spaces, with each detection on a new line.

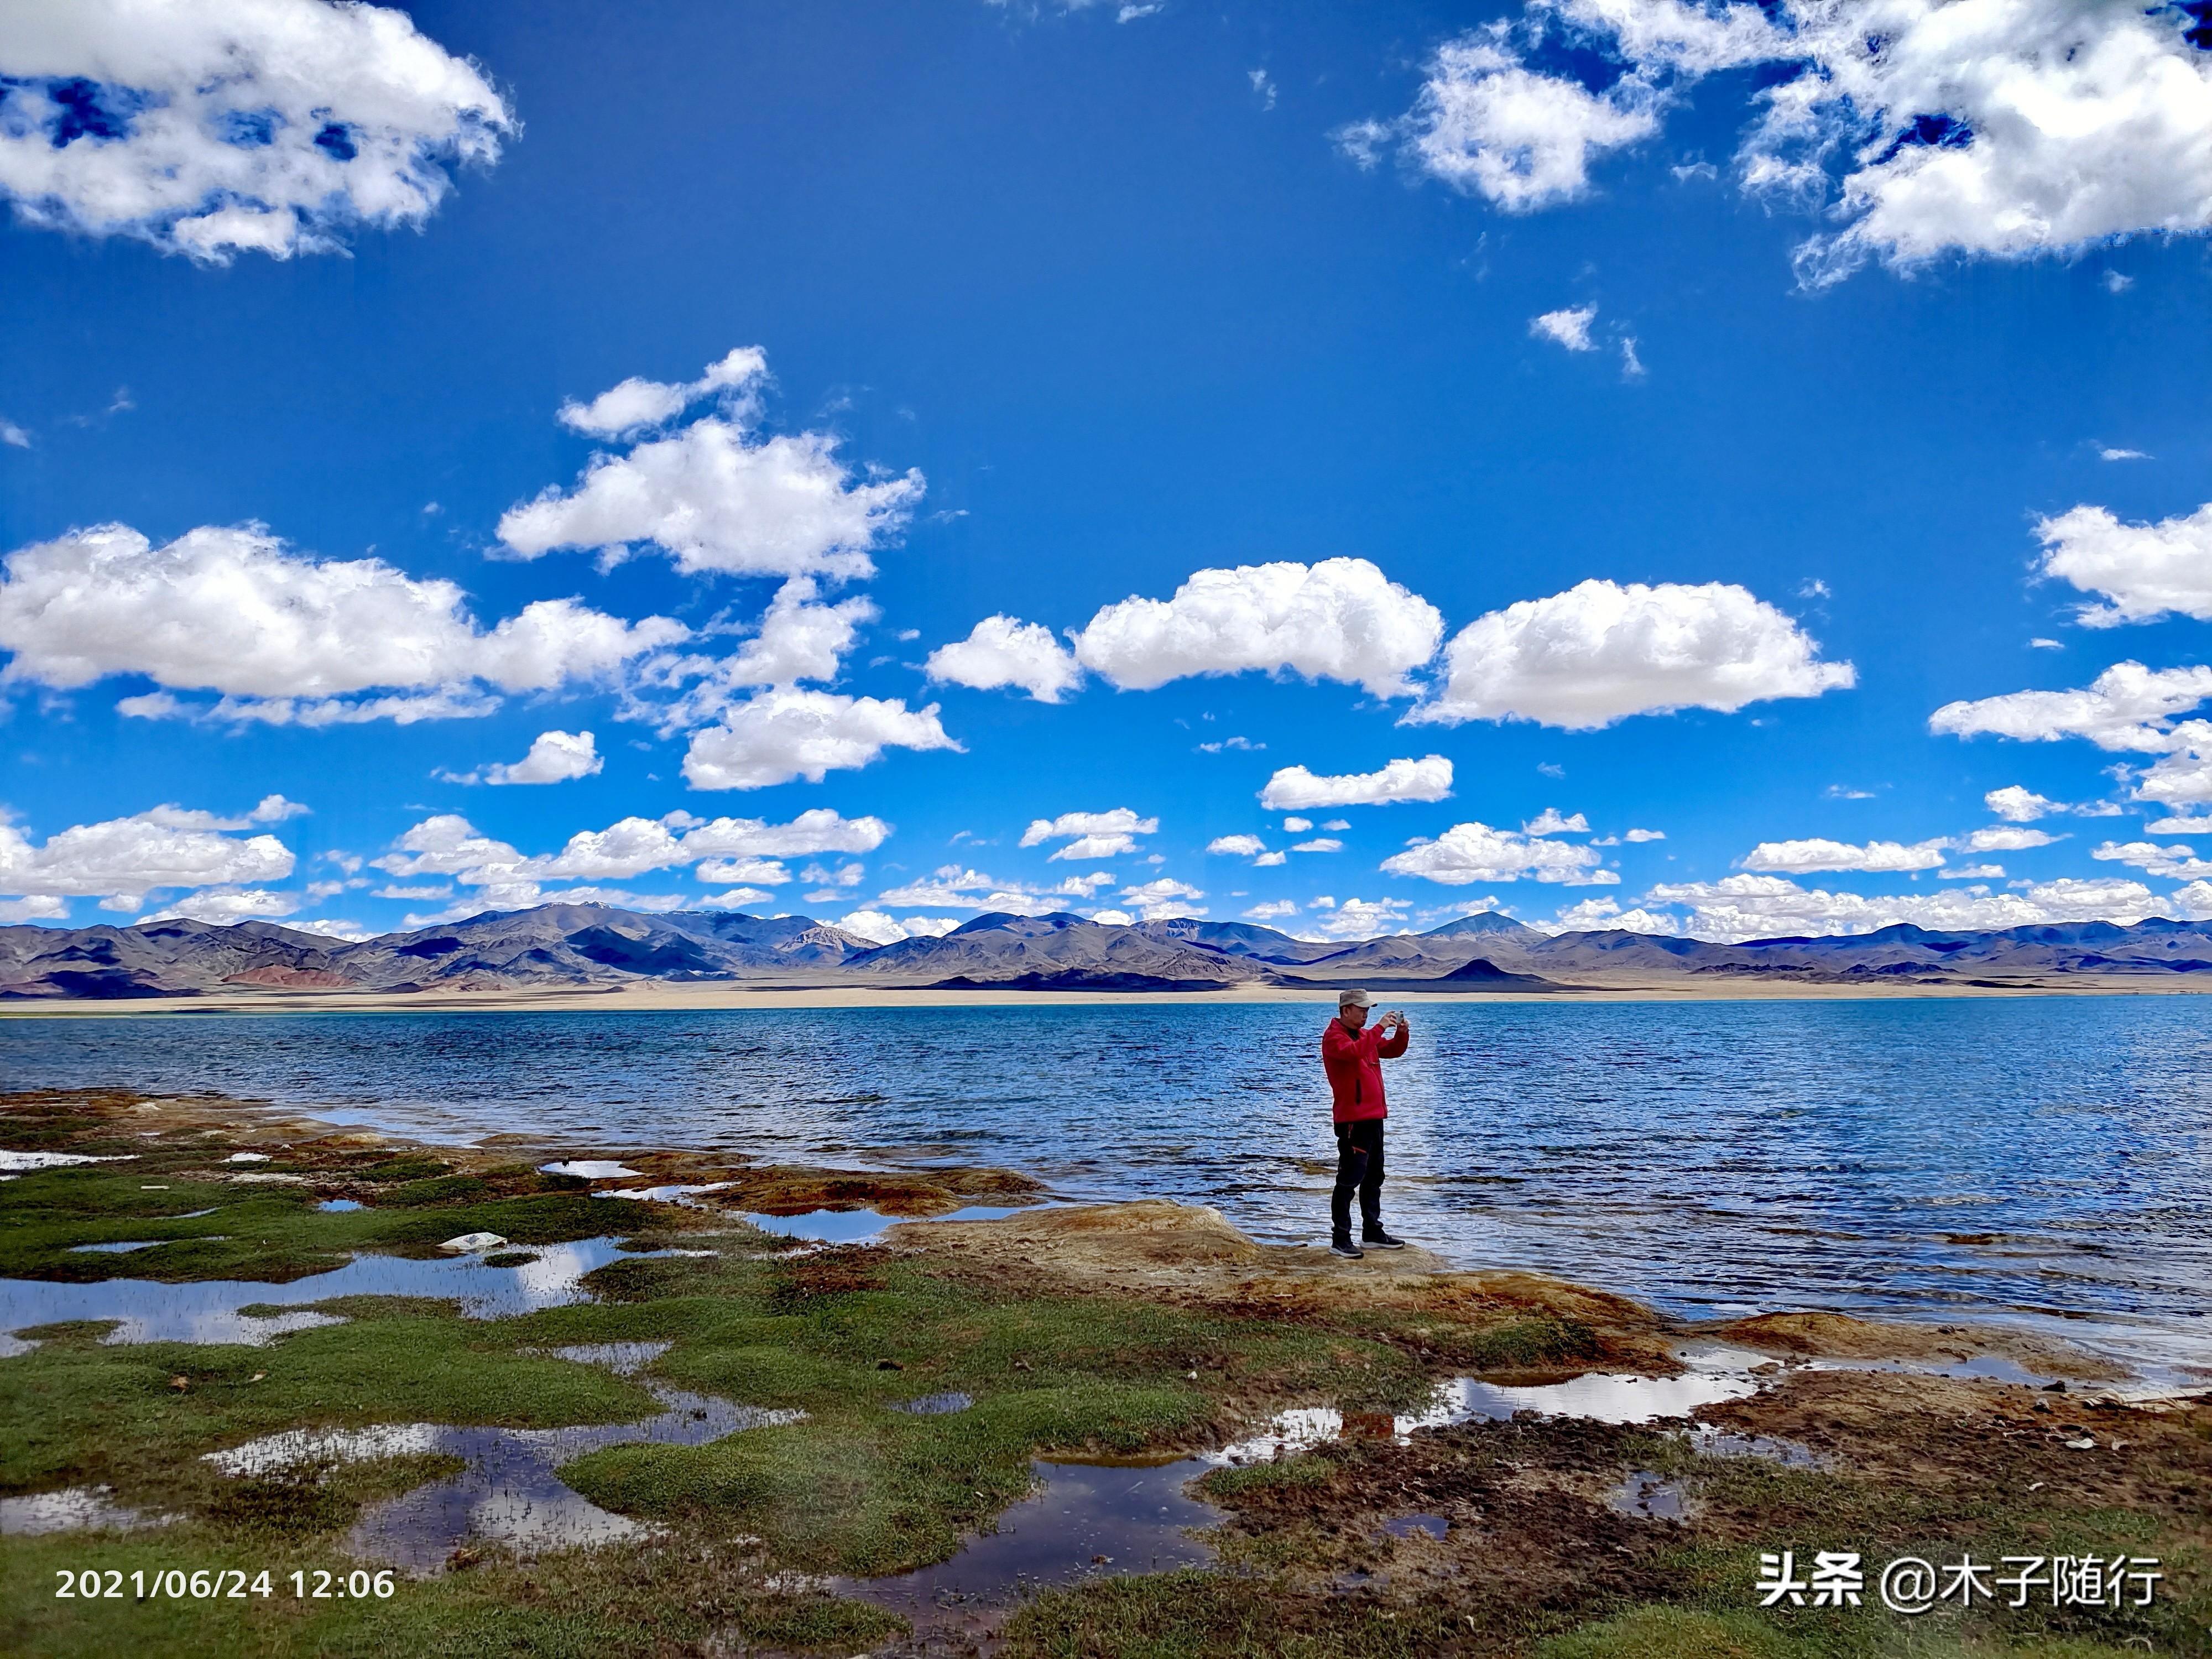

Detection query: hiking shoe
xmin=1329 ymin=1237 xmax=1364 ymax=1260
xmin=1361 ymin=1229 xmax=1407 ymax=1250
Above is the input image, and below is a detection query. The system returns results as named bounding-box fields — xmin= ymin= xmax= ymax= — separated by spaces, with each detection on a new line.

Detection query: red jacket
xmin=1322 ymin=1015 xmax=1407 ymax=1123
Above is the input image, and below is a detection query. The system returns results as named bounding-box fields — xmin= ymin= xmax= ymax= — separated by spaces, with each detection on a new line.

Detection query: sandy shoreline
xmin=5 ymin=974 xmax=2209 ymax=1017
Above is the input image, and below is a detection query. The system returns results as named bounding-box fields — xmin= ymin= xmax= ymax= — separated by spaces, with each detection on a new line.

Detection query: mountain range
xmin=4 ymin=904 xmax=2211 ymax=999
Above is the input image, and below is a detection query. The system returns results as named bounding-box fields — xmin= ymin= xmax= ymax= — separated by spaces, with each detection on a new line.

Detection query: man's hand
xmin=1382 ymin=1009 xmax=1407 ymax=1030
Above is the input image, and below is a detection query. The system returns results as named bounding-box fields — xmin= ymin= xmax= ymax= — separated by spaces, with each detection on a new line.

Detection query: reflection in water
xmin=742 ymin=1204 xmax=1031 ymax=1243
xmin=1607 ymin=1472 xmax=1690 ymax=1521
xmin=838 ymin=1458 xmax=1219 ymax=1641
xmin=0 ymin=1484 xmax=172 ymax=1536
xmin=0 ymin=1238 xmax=651 ymax=1345
xmin=203 ymin=1341 xmax=804 ymax=1573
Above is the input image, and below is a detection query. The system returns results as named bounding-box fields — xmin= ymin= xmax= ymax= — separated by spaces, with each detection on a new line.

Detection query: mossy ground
xmin=3 ymin=1090 xmax=2205 ymax=1658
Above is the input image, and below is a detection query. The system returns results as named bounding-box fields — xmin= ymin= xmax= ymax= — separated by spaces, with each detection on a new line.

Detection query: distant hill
xmin=2 ymin=904 xmax=2209 ymax=999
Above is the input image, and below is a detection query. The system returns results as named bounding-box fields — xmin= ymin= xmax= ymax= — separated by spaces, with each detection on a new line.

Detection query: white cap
xmin=1338 ymin=988 xmax=1372 ymax=1008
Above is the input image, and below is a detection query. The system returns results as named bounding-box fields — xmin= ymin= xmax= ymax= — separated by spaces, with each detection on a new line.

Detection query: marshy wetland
xmin=2 ymin=1087 xmax=2206 ymax=1658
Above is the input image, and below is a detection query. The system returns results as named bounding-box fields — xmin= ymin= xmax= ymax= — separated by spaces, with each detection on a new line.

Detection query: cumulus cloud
xmin=834 ymin=909 xmax=959 ymax=945
xmin=499 ymin=348 xmax=925 ymax=584
xmin=442 ymin=729 xmax=602 ymax=787
xmin=0 ymin=524 xmax=685 ymax=720
xmin=0 ymin=0 xmax=512 ymax=260
xmin=1524 ymin=808 xmax=1591 ymax=837
xmin=1408 ymin=578 xmax=1853 ymax=730
xmin=1530 ymin=305 xmax=1599 ymax=350
xmin=1929 ymin=661 xmax=2212 ymax=753
xmin=1306 ymin=896 xmax=1413 ymax=940
xmin=1020 ymin=808 xmax=1157 ymax=862
xmin=1258 ymin=755 xmax=1453 ymax=811
xmin=1380 ymin=820 xmax=1616 ymax=885
xmin=2035 ymin=501 xmax=2212 ymax=628
xmin=1346 ymin=0 xmax=2212 ymax=281
xmin=1741 ymin=837 xmax=1947 ymax=874
xmin=873 ymin=866 xmax=1061 ymax=916
xmin=1623 ymin=827 xmax=1666 ymax=842
xmin=639 ymin=578 xmax=877 ymax=733
xmin=0 ymin=807 xmax=296 ymax=909
xmin=926 ymin=615 xmax=1083 ymax=703
xmin=1353 ymin=32 xmax=1662 ymax=212
xmin=1207 ymin=834 xmax=1268 ymax=858
xmin=2093 ymin=839 xmax=2212 ymax=880
xmin=1986 ymin=784 xmax=2060 ymax=822
xmin=370 ymin=807 xmax=890 ymax=912
xmin=681 ymin=690 xmax=957 ymax=790
xmin=558 ymin=348 xmax=767 ymax=439
xmin=142 ymin=887 xmax=300 ymax=924
xmin=1073 ymin=558 xmax=1443 ymax=698
xmin=1118 ymin=877 xmax=1206 ymax=920
xmin=1642 ymin=872 xmax=2181 ymax=942
xmin=1959 ymin=825 xmax=2059 ymax=853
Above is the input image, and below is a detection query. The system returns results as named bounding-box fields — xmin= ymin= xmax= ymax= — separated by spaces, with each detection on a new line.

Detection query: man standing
xmin=1321 ymin=989 xmax=1409 ymax=1260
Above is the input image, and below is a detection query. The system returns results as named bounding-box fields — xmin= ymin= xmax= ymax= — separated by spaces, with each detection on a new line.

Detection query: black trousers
xmin=1331 ymin=1117 xmax=1385 ymax=1239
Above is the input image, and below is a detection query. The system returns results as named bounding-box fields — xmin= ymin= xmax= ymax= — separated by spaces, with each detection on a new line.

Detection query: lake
xmin=3 ymin=997 xmax=2206 ymax=1371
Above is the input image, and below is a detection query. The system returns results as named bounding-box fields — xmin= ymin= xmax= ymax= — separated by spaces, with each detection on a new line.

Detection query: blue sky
xmin=3 ymin=0 xmax=2211 ymax=944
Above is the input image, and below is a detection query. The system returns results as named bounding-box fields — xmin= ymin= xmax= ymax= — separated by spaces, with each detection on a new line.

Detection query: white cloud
xmin=1118 ymin=877 xmax=1205 ymax=920
xmin=0 ymin=808 xmax=295 ymax=906
xmin=135 ymin=794 xmax=310 ymax=832
xmin=697 ymin=886 xmax=775 ymax=909
xmin=834 ymin=909 xmax=959 ymax=945
xmin=1350 ymin=0 xmax=2212 ymax=282
xmin=1409 ymin=578 xmax=1853 ymax=730
xmin=558 ymin=347 xmax=768 ymax=439
xmin=1959 ymin=825 xmax=2059 ymax=853
xmin=874 ymin=866 xmax=1060 ymax=916
xmin=1020 ymin=808 xmax=1157 ymax=862
xmin=1940 ymin=864 xmax=2007 ymax=880
xmin=682 ymin=808 xmax=891 ymax=859
xmin=1985 ymin=784 xmax=2060 ymax=822
xmin=1530 ymin=304 xmax=1599 ymax=351
xmin=1207 ymin=834 xmax=1268 ymax=858
xmin=1306 ymin=896 xmax=1412 ymax=940
xmin=681 ymin=690 xmax=957 ymax=790
xmin=926 ymin=615 xmax=1083 ymax=703
xmin=1623 ymin=827 xmax=1666 ymax=842
xmin=443 ymin=729 xmax=603 ymax=787
xmin=1072 ymin=557 xmax=1443 ymax=698
xmin=2098 ymin=448 xmax=2151 ymax=462
xmin=0 ymin=0 xmax=511 ymax=260
xmin=1380 ymin=820 xmax=1616 ymax=886
xmin=0 ymin=524 xmax=686 ymax=718
xmin=141 ymin=887 xmax=300 ymax=924
xmin=2093 ymin=839 xmax=2212 ymax=880
xmin=1291 ymin=838 xmax=1344 ymax=854
xmin=1741 ymin=837 xmax=1947 ymax=874
xmin=1258 ymin=755 xmax=1453 ymax=811
xmin=1929 ymin=661 xmax=2212 ymax=753
xmin=1524 ymin=808 xmax=1590 ymax=837
xmin=693 ymin=858 xmax=791 ymax=886
xmin=1367 ymin=32 xmax=1662 ymax=212
xmin=2035 ymin=501 xmax=2212 ymax=628
xmin=1281 ymin=817 xmax=1313 ymax=833
xmin=2170 ymin=879 xmax=2212 ymax=920
xmin=499 ymin=351 xmax=925 ymax=583
xmin=1243 ymin=899 xmax=1298 ymax=921
xmin=639 ymin=579 xmax=877 ymax=733
xmin=1643 ymin=872 xmax=2176 ymax=942
xmin=1 ymin=419 xmax=29 ymax=448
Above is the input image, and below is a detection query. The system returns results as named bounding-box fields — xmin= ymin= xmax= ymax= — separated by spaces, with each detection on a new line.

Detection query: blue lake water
xmin=3 ymin=999 xmax=2208 ymax=1370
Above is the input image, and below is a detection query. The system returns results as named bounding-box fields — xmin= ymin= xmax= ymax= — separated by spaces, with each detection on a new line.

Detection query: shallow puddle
xmin=894 ymin=1391 xmax=974 ymax=1415
xmin=1606 ymin=1472 xmax=1690 ymax=1521
xmin=1380 ymin=1512 xmax=1449 ymax=1540
xmin=204 ymin=1341 xmax=804 ymax=1573
xmin=1212 ymin=1368 xmax=1761 ymax=1463
xmin=68 ymin=1240 xmax=168 ymax=1254
xmin=837 ymin=1457 xmax=1219 ymax=1642
xmin=0 ymin=1150 xmax=134 ymax=1172
xmin=541 ymin=1161 xmax=641 ymax=1180
xmin=317 ymin=1198 xmax=362 ymax=1213
xmin=0 ymin=1238 xmax=661 ymax=1347
xmin=0 ymin=1484 xmax=172 ymax=1536
xmin=742 ymin=1204 xmax=1032 ymax=1244
xmin=1683 ymin=1426 xmax=1825 ymax=1468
